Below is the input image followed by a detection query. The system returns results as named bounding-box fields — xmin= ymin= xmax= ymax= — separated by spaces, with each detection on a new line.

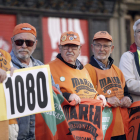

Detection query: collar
xmin=130 ymin=43 xmax=137 ymax=53
xmin=57 ymin=53 xmax=84 ymax=70
xmin=89 ymin=55 xmax=114 ymax=69
xmin=22 ymin=59 xmax=33 ymax=68
xmin=94 ymin=57 xmax=110 ymax=70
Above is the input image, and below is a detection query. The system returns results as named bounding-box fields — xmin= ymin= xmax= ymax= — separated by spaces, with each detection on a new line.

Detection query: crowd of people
xmin=0 ymin=18 xmax=140 ymax=140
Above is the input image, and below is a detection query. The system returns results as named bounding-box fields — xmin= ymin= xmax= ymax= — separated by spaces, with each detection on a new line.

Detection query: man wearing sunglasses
xmin=85 ymin=31 xmax=133 ymax=140
xmin=10 ymin=23 xmax=61 ymax=140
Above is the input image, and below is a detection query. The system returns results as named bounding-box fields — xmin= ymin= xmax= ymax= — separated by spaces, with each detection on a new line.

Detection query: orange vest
xmin=0 ymin=49 xmax=11 ymax=71
xmin=85 ymin=63 xmax=126 ymax=137
xmin=0 ymin=49 xmax=17 ymax=140
xmin=49 ymin=58 xmax=97 ymax=99
xmin=94 ymin=67 xmax=124 ymax=100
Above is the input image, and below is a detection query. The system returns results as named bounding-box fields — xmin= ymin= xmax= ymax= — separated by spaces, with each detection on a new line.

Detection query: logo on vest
xmin=99 ymin=77 xmax=122 ymax=93
xmin=0 ymin=56 xmax=9 ymax=71
xmin=63 ymin=104 xmax=101 ymax=139
xmin=71 ymin=78 xmax=96 ymax=93
xmin=60 ymin=76 xmax=65 ymax=82
xmin=107 ymin=90 xmax=111 ymax=95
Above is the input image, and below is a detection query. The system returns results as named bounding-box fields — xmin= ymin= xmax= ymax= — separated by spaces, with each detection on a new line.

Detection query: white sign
xmin=2 ymin=65 xmax=54 ymax=120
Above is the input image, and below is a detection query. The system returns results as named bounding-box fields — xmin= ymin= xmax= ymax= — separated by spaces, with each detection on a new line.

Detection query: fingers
xmin=107 ymin=96 xmax=121 ymax=107
xmin=120 ymin=97 xmax=132 ymax=107
xmin=112 ymin=103 xmax=120 ymax=107
xmin=98 ymin=95 xmax=132 ymax=108
xmin=75 ymin=96 xmax=81 ymax=105
xmin=15 ymin=124 xmax=19 ymax=132
xmin=112 ymin=101 xmax=120 ymax=107
xmin=9 ymin=124 xmax=19 ymax=140
xmin=0 ymin=69 xmax=7 ymax=83
xmin=0 ymin=67 xmax=17 ymax=83
xmin=102 ymin=99 xmax=106 ymax=107
xmin=10 ymin=67 xmax=17 ymax=76
xmin=68 ymin=94 xmax=81 ymax=105
xmin=97 ymin=95 xmax=106 ymax=107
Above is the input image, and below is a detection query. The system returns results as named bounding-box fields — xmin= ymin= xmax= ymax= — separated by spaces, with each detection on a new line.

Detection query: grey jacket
xmin=119 ymin=51 xmax=140 ymax=102
xmin=10 ymin=50 xmax=61 ymax=140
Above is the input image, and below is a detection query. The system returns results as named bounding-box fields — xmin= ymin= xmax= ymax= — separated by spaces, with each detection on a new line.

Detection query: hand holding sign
xmin=0 ymin=65 xmax=54 ymax=121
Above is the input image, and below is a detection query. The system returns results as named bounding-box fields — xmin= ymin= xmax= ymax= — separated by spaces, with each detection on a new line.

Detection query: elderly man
xmin=10 ymin=23 xmax=61 ymax=140
xmin=119 ymin=19 xmax=140 ymax=102
xmin=49 ymin=31 xmax=106 ymax=106
xmin=85 ymin=31 xmax=133 ymax=140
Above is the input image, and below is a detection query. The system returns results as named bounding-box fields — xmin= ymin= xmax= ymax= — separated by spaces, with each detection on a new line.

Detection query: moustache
xmin=66 ymin=52 xmax=74 ymax=55
xmin=18 ymin=49 xmax=30 ymax=53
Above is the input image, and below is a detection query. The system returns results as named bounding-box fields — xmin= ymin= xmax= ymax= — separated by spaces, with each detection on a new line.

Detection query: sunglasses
xmin=14 ymin=39 xmax=35 ymax=47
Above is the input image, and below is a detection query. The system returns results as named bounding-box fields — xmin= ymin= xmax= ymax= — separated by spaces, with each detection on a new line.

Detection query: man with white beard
xmin=10 ymin=23 xmax=61 ymax=140
xmin=85 ymin=31 xmax=133 ymax=140
xmin=49 ymin=31 xmax=106 ymax=106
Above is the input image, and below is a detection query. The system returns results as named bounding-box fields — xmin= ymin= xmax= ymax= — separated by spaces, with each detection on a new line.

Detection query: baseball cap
xmin=13 ymin=23 xmax=36 ymax=37
xmin=93 ymin=31 xmax=112 ymax=42
xmin=60 ymin=31 xmax=80 ymax=45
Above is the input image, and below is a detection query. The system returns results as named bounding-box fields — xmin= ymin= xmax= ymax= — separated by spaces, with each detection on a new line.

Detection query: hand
xmin=120 ymin=96 xmax=132 ymax=108
xmin=9 ymin=124 xmax=19 ymax=140
xmin=68 ymin=94 xmax=81 ymax=105
xmin=107 ymin=96 xmax=121 ymax=107
xmin=97 ymin=95 xmax=106 ymax=107
xmin=0 ymin=68 xmax=7 ymax=83
xmin=10 ymin=67 xmax=17 ymax=76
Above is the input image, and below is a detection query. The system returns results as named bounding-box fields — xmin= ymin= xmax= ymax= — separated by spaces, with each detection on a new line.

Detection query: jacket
xmin=119 ymin=43 xmax=140 ymax=102
xmin=10 ymin=50 xmax=61 ymax=140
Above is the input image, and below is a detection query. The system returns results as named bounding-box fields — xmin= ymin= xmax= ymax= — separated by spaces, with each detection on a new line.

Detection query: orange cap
xmin=60 ymin=31 xmax=80 ymax=45
xmin=93 ymin=31 xmax=112 ymax=42
xmin=13 ymin=23 xmax=36 ymax=37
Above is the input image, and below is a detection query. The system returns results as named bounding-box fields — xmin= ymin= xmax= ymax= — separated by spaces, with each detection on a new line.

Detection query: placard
xmin=0 ymin=65 xmax=54 ymax=121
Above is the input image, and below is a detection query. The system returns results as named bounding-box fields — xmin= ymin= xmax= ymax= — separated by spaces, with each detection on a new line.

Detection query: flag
xmin=35 ymin=87 xmax=104 ymax=140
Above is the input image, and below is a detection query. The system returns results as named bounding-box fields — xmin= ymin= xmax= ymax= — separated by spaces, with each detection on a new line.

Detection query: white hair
xmin=133 ymin=19 xmax=140 ymax=34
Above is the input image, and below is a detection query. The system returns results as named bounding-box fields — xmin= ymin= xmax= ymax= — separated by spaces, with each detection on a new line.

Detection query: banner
xmin=127 ymin=101 xmax=140 ymax=140
xmin=0 ymin=65 xmax=54 ymax=121
xmin=36 ymin=87 xmax=104 ymax=140
xmin=102 ymin=107 xmax=114 ymax=140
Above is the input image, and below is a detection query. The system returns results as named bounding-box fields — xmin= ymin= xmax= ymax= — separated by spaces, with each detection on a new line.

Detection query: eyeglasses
xmin=62 ymin=45 xmax=79 ymax=50
xmin=14 ymin=39 xmax=35 ymax=47
xmin=93 ymin=44 xmax=112 ymax=50
xmin=135 ymin=29 xmax=140 ymax=35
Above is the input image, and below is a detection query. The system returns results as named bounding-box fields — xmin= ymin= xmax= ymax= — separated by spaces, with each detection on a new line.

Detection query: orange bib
xmin=85 ymin=63 xmax=126 ymax=137
xmin=49 ymin=58 xmax=97 ymax=99
xmin=0 ymin=49 xmax=11 ymax=71
xmin=94 ymin=67 xmax=124 ymax=100
xmin=0 ymin=49 xmax=15 ymax=140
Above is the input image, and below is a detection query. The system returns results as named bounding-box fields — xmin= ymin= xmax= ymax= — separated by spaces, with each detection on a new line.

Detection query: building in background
xmin=0 ymin=0 xmax=139 ymax=66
